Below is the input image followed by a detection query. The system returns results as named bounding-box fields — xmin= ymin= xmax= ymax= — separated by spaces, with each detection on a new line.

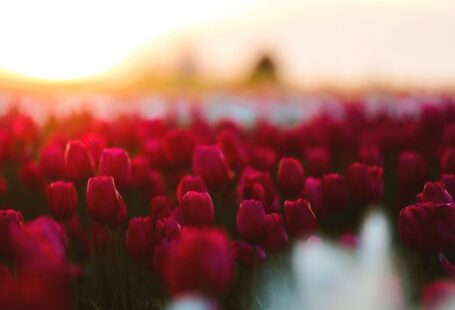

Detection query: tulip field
xmin=1 ymin=93 xmax=455 ymax=309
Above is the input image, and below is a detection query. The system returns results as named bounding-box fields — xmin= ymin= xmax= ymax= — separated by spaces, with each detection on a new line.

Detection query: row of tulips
xmin=0 ymin=96 xmax=455 ymax=309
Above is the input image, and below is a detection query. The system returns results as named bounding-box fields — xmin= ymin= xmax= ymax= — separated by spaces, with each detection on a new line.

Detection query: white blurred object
xmin=167 ymin=295 xmax=215 ymax=310
xmin=261 ymin=210 xmax=403 ymax=310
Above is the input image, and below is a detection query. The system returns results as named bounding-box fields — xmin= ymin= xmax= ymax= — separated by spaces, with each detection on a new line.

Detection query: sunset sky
xmin=0 ymin=0 xmax=454 ymax=87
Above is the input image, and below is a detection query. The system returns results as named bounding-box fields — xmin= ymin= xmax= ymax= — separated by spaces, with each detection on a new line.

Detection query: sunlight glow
xmin=0 ymin=0 xmax=250 ymax=81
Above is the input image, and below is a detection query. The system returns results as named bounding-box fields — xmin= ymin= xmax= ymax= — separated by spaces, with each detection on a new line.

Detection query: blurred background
xmin=0 ymin=0 xmax=454 ymax=92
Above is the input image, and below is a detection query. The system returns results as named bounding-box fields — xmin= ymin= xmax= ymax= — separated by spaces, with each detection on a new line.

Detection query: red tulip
xmin=64 ymin=140 xmax=94 ymax=181
xmin=149 ymin=195 xmax=173 ymax=223
xmin=232 ymin=241 xmax=266 ymax=267
xmin=176 ymin=175 xmax=207 ymax=206
xmin=98 ymin=147 xmax=131 ymax=189
xmin=304 ymin=147 xmax=330 ymax=177
xmin=321 ymin=173 xmax=350 ymax=213
xmin=20 ymin=160 xmax=44 ymax=191
xmin=217 ymin=129 xmax=248 ymax=170
xmin=284 ymin=198 xmax=317 ymax=238
xmin=249 ymin=146 xmax=277 ymax=171
xmin=47 ymin=181 xmax=78 ymax=221
xmin=399 ymin=202 xmax=455 ymax=252
xmin=126 ymin=217 xmax=154 ymax=260
xmin=301 ymin=177 xmax=322 ymax=215
xmin=192 ymin=145 xmax=232 ymax=189
xmin=263 ymin=213 xmax=288 ymax=252
xmin=129 ymin=155 xmax=150 ymax=189
xmin=416 ymin=182 xmax=453 ymax=204
xmin=164 ymin=228 xmax=234 ymax=296
xmin=347 ymin=162 xmax=383 ymax=206
xmin=181 ymin=191 xmax=214 ymax=226
xmin=86 ymin=176 xmax=127 ymax=227
xmin=237 ymin=167 xmax=277 ymax=213
xmin=82 ymin=133 xmax=106 ymax=166
xmin=39 ymin=143 xmax=65 ymax=180
xmin=0 ymin=209 xmax=23 ymax=258
xmin=398 ymin=151 xmax=427 ymax=205
xmin=236 ymin=200 xmax=266 ymax=243
xmin=441 ymin=148 xmax=455 ymax=174
xmin=163 ymin=129 xmax=195 ymax=167
xmin=277 ymin=157 xmax=305 ymax=196
xmin=155 ymin=216 xmax=181 ymax=242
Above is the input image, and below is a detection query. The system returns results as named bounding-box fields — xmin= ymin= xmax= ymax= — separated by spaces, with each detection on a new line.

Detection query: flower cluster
xmin=0 ymin=96 xmax=454 ymax=308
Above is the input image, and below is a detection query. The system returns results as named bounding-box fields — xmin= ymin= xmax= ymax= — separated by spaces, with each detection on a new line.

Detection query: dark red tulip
xmin=164 ymin=228 xmax=233 ymax=296
xmin=301 ymin=177 xmax=322 ymax=215
xmin=64 ymin=140 xmax=94 ymax=181
xmin=304 ymin=147 xmax=330 ymax=177
xmin=129 ymin=155 xmax=150 ymax=189
xmin=277 ymin=157 xmax=305 ymax=196
xmin=263 ymin=213 xmax=288 ymax=252
xmin=321 ymin=173 xmax=350 ymax=213
xmin=181 ymin=191 xmax=214 ymax=226
xmin=39 ymin=143 xmax=65 ymax=180
xmin=192 ymin=145 xmax=232 ymax=189
xmin=98 ymin=147 xmax=131 ymax=189
xmin=86 ymin=176 xmax=127 ymax=227
xmin=347 ymin=162 xmax=383 ymax=206
xmin=0 ymin=209 xmax=23 ymax=258
xmin=163 ymin=129 xmax=195 ymax=167
xmin=284 ymin=198 xmax=317 ymax=238
xmin=47 ymin=181 xmax=78 ymax=221
xmin=441 ymin=148 xmax=455 ymax=174
xmin=82 ymin=133 xmax=106 ymax=166
xmin=176 ymin=175 xmax=207 ymax=206
xmin=236 ymin=200 xmax=266 ymax=243
xmin=416 ymin=182 xmax=453 ymax=204
xmin=217 ymin=129 xmax=248 ymax=170
xmin=155 ymin=216 xmax=181 ymax=242
xmin=422 ymin=280 xmax=455 ymax=310
xmin=142 ymin=138 xmax=166 ymax=168
xmin=126 ymin=217 xmax=154 ymax=260
xmin=149 ymin=195 xmax=173 ymax=224
xmin=20 ymin=160 xmax=44 ymax=191
xmin=249 ymin=146 xmax=277 ymax=171
xmin=232 ymin=241 xmax=266 ymax=267
xmin=148 ymin=169 xmax=166 ymax=198
xmin=237 ymin=167 xmax=277 ymax=213
xmin=358 ymin=144 xmax=383 ymax=166
xmin=441 ymin=174 xmax=455 ymax=201
xmin=399 ymin=202 xmax=455 ymax=252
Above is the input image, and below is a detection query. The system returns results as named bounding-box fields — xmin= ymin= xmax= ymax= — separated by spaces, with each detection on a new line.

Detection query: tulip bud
xmin=82 ymin=133 xmax=106 ymax=166
xmin=304 ymin=147 xmax=330 ymax=177
xmin=217 ymin=129 xmax=248 ymax=170
xmin=149 ymin=195 xmax=173 ymax=223
xmin=284 ymin=198 xmax=317 ymax=238
xmin=126 ymin=217 xmax=154 ymax=260
xmin=192 ymin=145 xmax=232 ymax=190
xmin=263 ymin=213 xmax=288 ymax=252
xmin=441 ymin=174 xmax=455 ymax=201
xmin=232 ymin=241 xmax=266 ymax=267
xmin=176 ymin=175 xmax=207 ymax=206
xmin=236 ymin=200 xmax=266 ymax=243
xmin=441 ymin=148 xmax=455 ymax=174
xmin=39 ymin=143 xmax=65 ymax=180
xmin=163 ymin=129 xmax=195 ymax=167
xmin=237 ymin=168 xmax=277 ymax=213
xmin=65 ymin=140 xmax=94 ymax=181
xmin=20 ymin=160 xmax=44 ymax=191
xmin=277 ymin=157 xmax=305 ymax=196
xmin=181 ymin=191 xmax=214 ymax=226
xmin=301 ymin=177 xmax=322 ymax=215
xmin=86 ymin=176 xmax=127 ymax=227
xmin=399 ymin=202 xmax=455 ymax=252
xmin=416 ymin=182 xmax=453 ymax=204
xmin=164 ymin=228 xmax=234 ymax=296
xmin=98 ymin=148 xmax=131 ymax=189
xmin=321 ymin=173 xmax=350 ymax=213
xmin=47 ymin=181 xmax=78 ymax=221
xmin=155 ymin=216 xmax=181 ymax=242
xmin=0 ymin=209 xmax=23 ymax=258
xmin=347 ymin=162 xmax=383 ymax=206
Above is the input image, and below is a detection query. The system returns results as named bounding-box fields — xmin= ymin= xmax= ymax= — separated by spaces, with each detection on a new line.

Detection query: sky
xmin=0 ymin=0 xmax=454 ymax=87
